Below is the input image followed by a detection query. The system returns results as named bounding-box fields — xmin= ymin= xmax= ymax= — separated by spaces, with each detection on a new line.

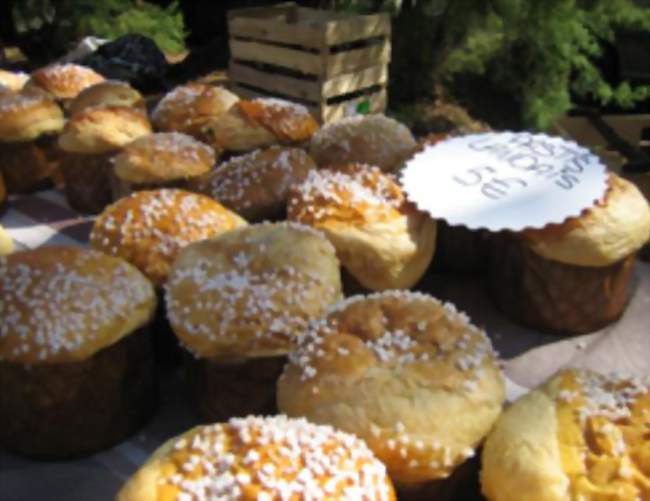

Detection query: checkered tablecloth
xmin=1 ymin=189 xmax=648 ymax=500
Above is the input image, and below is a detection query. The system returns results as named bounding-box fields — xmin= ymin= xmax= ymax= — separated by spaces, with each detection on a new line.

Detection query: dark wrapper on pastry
xmin=184 ymin=351 xmax=285 ymax=423
xmin=431 ymin=221 xmax=492 ymax=274
xmin=0 ymin=170 xmax=6 ymax=216
xmin=395 ymin=455 xmax=480 ymax=501
xmin=59 ymin=151 xmax=114 ymax=214
xmin=0 ymin=326 xmax=156 ymax=459
xmin=488 ymin=234 xmax=635 ymax=334
xmin=0 ymin=135 xmax=59 ymax=194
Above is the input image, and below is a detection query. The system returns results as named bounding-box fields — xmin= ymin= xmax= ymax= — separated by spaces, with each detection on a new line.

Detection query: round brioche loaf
xmin=68 ymin=80 xmax=144 ymax=116
xmin=193 ymin=145 xmax=316 ymax=221
xmin=25 ymin=63 xmax=105 ymax=101
xmin=117 ymin=415 xmax=396 ymax=501
xmin=90 ymin=189 xmax=247 ymax=287
xmin=481 ymin=368 xmax=649 ymax=501
xmin=0 ymin=93 xmax=65 ymax=143
xmin=0 ymin=69 xmax=29 ymax=93
xmin=309 ymin=114 xmax=417 ymax=173
xmin=287 ymin=163 xmax=436 ymax=290
xmin=277 ymin=290 xmax=505 ymax=486
xmin=0 ymin=225 xmax=12 ymax=256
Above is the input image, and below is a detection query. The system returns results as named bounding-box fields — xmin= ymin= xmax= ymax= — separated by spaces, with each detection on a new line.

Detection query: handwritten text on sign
xmin=400 ymin=133 xmax=608 ymax=231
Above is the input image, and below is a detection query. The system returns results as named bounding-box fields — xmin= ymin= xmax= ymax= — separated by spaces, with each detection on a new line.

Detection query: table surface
xmin=1 ymin=190 xmax=648 ymax=501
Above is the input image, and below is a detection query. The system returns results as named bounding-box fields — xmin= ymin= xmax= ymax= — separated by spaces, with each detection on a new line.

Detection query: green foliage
xmin=12 ymin=0 xmax=186 ymax=56
xmin=335 ymin=0 xmax=650 ymax=130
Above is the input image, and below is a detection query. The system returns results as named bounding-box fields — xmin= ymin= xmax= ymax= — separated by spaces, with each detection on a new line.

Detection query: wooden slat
xmin=228 ymin=17 xmax=324 ymax=48
xmin=321 ymin=64 xmax=388 ymax=99
xmin=229 ymin=62 xmax=321 ymax=102
xmin=229 ymin=39 xmax=322 ymax=75
xmin=322 ymin=87 xmax=387 ymax=123
xmin=227 ymin=3 xmax=297 ymax=21
xmin=325 ymin=13 xmax=391 ymax=46
xmin=325 ymin=39 xmax=390 ymax=77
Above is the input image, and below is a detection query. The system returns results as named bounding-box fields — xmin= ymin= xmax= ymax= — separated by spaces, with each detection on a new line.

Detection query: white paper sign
xmin=400 ymin=132 xmax=609 ymax=231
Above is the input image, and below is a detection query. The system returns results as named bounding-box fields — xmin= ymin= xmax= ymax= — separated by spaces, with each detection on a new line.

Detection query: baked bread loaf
xmin=288 ymin=163 xmax=436 ymax=291
xmin=204 ymin=97 xmax=319 ymax=152
xmin=0 ymin=93 xmax=64 ymax=143
xmin=57 ymin=105 xmax=152 ymax=213
xmin=118 ymin=415 xmax=396 ymax=501
xmin=0 ymin=93 xmax=65 ymax=193
xmin=522 ymin=174 xmax=650 ymax=267
xmin=0 ymin=246 xmax=157 ymax=458
xmin=110 ymin=132 xmax=215 ymax=199
xmin=310 ymin=114 xmax=417 ymax=173
xmin=192 ymin=145 xmax=316 ymax=222
xmin=58 ymin=105 xmax=151 ymax=155
xmin=481 ymin=368 xmax=649 ymax=501
xmin=24 ymin=63 xmax=105 ymax=102
xmin=151 ymin=83 xmax=238 ymax=139
xmin=166 ymin=222 xmax=342 ymax=421
xmin=277 ymin=291 xmax=505 ymax=487
xmin=489 ymin=173 xmax=650 ymax=334
xmin=91 ymin=189 xmax=247 ymax=287
xmin=0 ymin=224 xmax=12 ymax=255
xmin=0 ymin=69 xmax=29 ymax=93
xmin=68 ymin=80 xmax=144 ymax=116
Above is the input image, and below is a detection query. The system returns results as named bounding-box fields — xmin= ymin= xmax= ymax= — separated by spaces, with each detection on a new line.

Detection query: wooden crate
xmin=227 ymin=2 xmax=390 ymax=123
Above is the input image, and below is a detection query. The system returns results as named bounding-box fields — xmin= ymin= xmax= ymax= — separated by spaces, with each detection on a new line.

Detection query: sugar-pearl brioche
xmin=91 ymin=189 xmax=246 ymax=287
xmin=58 ymin=105 xmax=152 ymax=154
xmin=152 ymin=83 xmax=239 ymax=134
xmin=309 ymin=114 xmax=417 ymax=173
xmin=118 ymin=415 xmax=396 ymax=501
xmin=523 ymin=174 xmax=650 ymax=267
xmin=25 ymin=63 xmax=105 ymax=100
xmin=0 ymin=225 xmax=13 ymax=255
xmin=112 ymin=132 xmax=215 ymax=184
xmin=0 ymin=246 xmax=156 ymax=364
xmin=277 ymin=291 xmax=505 ymax=485
xmin=166 ymin=222 xmax=342 ymax=359
xmin=193 ymin=145 xmax=316 ymax=221
xmin=205 ymin=97 xmax=319 ymax=152
xmin=287 ymin=163 xmax=436 ymax=290
xmin=68 ymin=80 xmax=144 ymax=116
xmin=0 ymin=69 xmax=29 ymax=92
xmin=0 ymin=93 xmax=64 ymax=143
xmin=481 ymin=368 xmax=650 ymax=501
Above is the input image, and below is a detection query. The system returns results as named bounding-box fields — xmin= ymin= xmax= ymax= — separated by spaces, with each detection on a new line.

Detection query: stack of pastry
xmin=0 ymin=247 xmax=157 ymax=458
xmin=0 ymin=93 xmax=65 ymax=193
xmin=288 ymin=162 xmax=436 ymax=291
xmin=23 ymin=63 xmax=105 ymax=110
xmin=57 ymin=105 xmax=152 ymax=213
xmin=165 ymin=222 xmax=342 ymax=421
xmin=489 ymin=173 xmax=650 ymax=334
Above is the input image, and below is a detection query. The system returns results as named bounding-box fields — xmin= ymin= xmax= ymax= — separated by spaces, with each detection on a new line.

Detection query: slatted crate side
xmin=229 ymin=39 xmax=323 ymax=75
xmin=321 ymin=87 xmax=387 ymax=123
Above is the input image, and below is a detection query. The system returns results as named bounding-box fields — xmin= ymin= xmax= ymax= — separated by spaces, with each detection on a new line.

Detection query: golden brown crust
xmin=287 ymin=163 xmax=436 ymax=290
xmin=68 ymin=80 xmax=144 ymax=116
xmin=166 ymin=222 xmax=342 ymax=359
xmin=112 ymin=132 xmax=215 ymax=183
xmin=0 ymin=224 xmax=12 ymax=256
xmin=310 ymin=114 xmax=417 ymax=173
xmin=0 ymin=93 xmax=64 ymax=143
xmin=193 ymin=145 xmax=316 ymax=221
xmin=205 ymin=97 xmax=319 ymax=152
xmin=58 ymin=105 xmax=152 ymax=154
xmin=277 ymin=291 xmax=505 ymax=485
xmin=90 ymin=189 xmax=246 ymax=287
xmin=481 ymin=368 xmax=650 ymax=501
xmin=0 ymin=246 xmax=156 ymax=364
xmin=117 ymin=415 xmax=396 ymax=501
xmin=25 ymin=64 xmax=105 ymax=100
xmin=151 ymin=83 xmax=239 ymax=135
xmin=0 ymin=70 xmax=29 ymax=92
xmin=523 ymin=174 xmax=650 ymax=266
